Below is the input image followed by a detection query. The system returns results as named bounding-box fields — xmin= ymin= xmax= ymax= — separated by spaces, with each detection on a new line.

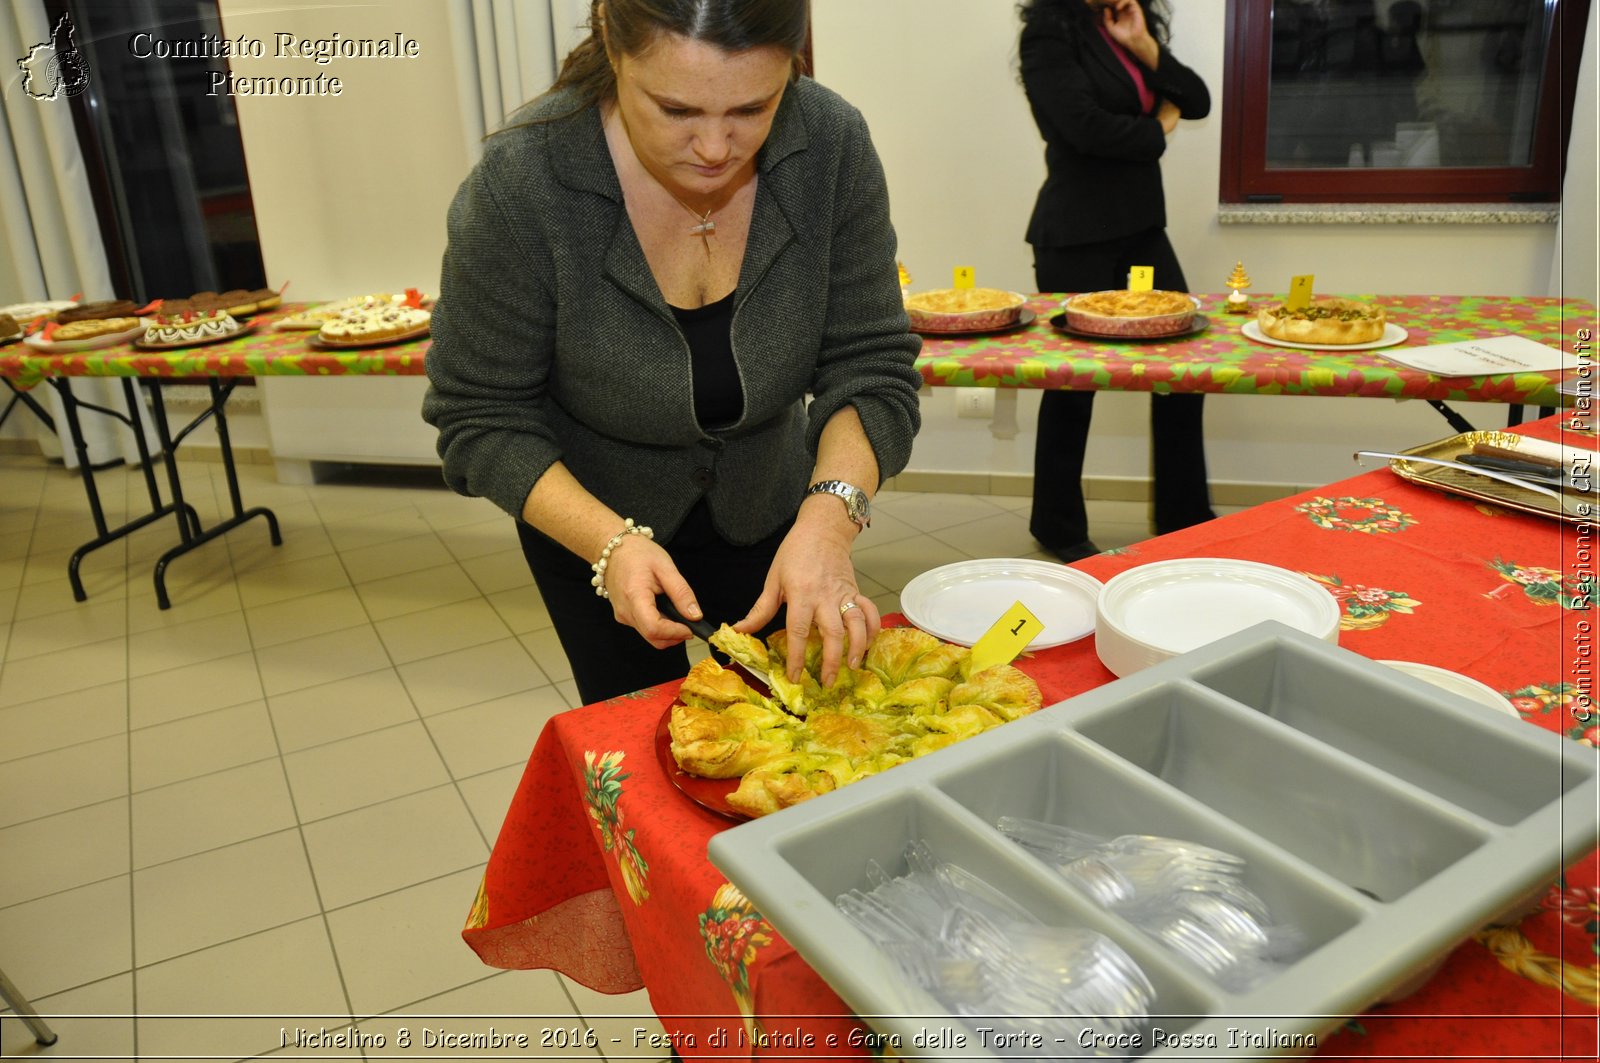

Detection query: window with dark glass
xmin=46 ymin=0 xmax=266 ymax=298
xmin=1221 ymin=0 xmax=1591 ymax=203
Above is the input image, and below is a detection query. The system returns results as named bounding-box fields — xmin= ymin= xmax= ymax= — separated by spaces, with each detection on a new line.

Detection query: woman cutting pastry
xmin=423 ymin=0 xmax=921 ymax=705
xmin=1019 ymin=0 xmax=1214 ymax=561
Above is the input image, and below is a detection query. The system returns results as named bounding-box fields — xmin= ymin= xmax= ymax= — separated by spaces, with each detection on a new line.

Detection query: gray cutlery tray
xmin=708 ymin=622 xmax=1598 ymax=1059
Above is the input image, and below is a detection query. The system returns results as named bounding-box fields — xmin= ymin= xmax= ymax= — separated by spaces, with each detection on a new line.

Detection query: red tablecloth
xmin=467 ymin=413 xmax=1598 ymax=1061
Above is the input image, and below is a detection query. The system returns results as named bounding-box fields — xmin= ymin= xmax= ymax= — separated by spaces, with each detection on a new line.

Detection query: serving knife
xmin=1457 ymin=453 xmax=1572 ymax=489
xmin=1354 ymin=450 xmax=1594 ymax=518
xmin=655 ymin=593 xmax=775 ymax=690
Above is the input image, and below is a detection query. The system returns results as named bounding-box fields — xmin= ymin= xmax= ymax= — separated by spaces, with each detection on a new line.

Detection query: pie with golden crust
xmin=668 ymin=625 xmax=1043 ymax=817
xmin=1256 ymin=298 xmax=1386 ymax=345
xmin=904 ymin=288 xmax=1027 ymax=332
xmin=1062 ymin=289 xmax=1197 ymax=337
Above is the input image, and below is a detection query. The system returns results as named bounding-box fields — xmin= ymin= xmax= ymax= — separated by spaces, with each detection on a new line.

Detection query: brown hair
xmin=524 ymin=0 xmax=808 ymax=122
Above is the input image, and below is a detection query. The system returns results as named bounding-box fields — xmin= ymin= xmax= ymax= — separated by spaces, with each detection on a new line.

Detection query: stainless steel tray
xmin=709 ymin=622 xmax=1597 ymax=1059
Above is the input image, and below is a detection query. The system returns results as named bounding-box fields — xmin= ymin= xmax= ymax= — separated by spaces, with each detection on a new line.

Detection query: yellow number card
xmin=953 ymin=266 xmax=976 ymax=289
xmin=1287 ymin=274 xmax=1315 ymax=310
xmin=969 ymin=601 xmax=1044 ymax=673
xmin=1127 ymin=266 xmax=1155 ymax=292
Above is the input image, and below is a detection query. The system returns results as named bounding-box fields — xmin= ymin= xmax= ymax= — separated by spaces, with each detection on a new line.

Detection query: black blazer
xmin=1021 ymin=9 xmax=1209 ymax=248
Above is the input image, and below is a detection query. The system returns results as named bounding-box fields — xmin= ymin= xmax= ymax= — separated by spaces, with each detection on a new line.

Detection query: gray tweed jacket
xmin=421 ymin=77 xmax=923 ymax=544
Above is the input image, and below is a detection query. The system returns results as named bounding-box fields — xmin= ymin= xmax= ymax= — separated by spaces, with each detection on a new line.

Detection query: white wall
xmin=216 ymin=0 xmax=479 ymax=301
xmin=813 ymin=0 xmax=1597 ymax=489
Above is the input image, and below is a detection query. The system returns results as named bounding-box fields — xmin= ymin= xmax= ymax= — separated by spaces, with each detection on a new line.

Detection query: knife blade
xmin=655 ymin=593 xmax=774 ymax=690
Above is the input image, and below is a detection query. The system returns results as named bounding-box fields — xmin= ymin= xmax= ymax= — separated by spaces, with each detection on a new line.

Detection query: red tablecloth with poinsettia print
xmin=915 ymin=294 xmax=1589 ymax=407
xmin=465 ymin=412 xmax=1598 ymax=1061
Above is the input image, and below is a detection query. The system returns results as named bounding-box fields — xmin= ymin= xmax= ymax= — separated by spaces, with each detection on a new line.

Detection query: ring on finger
xmin=839 ymin=600 xmax=859 ymax=616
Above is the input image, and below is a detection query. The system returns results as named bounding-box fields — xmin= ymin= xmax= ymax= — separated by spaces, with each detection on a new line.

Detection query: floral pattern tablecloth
xmin=0 ymin=304 xmax=430 ymax=389
xmin=4 ymin=296 xmax=1588 ymax=413
xmin=466 ymin=412 xmax=1598 ymax=1060
xmin=917 ymin=294 xmax=1591 ymax=406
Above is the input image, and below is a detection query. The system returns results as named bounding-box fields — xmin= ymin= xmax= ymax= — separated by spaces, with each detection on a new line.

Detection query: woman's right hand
xmin=601 ymin=535 xmax=702 ymax=649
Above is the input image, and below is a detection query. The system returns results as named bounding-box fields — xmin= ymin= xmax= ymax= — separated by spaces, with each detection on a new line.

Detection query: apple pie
xmin=904 ymin=288 xmax=1027 ymax=332
xmin=668 ymin=625 xmax=1043 ymax=817
xmin=1062 ymin=289 xmax=1198 ymax=337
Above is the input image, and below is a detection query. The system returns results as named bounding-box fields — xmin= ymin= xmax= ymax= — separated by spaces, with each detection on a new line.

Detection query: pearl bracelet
xmin=590 ymin=518 xmax=654 ymax=599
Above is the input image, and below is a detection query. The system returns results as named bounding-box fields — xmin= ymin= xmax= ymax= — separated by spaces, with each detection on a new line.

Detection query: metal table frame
xmin=51 ymin=375 xmax=280 ymax=609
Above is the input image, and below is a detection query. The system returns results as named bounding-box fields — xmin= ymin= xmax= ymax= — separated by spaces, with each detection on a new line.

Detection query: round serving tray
xmin=306 ymin=323 xmax=431 ymax=350
xmin=913 ymin=308 xmax=1036 ymax=338
xmin=132 ymin=322 xmax=257 ymax=351
xmin=654 ymin=706 xmax=752 ymax=822
xmin=1049 ymin=312 xmax=1210 ymax=342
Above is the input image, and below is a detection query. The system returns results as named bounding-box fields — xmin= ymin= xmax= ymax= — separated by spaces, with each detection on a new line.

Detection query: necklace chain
xmin=670 ymin=193 xmax=716 ymax=252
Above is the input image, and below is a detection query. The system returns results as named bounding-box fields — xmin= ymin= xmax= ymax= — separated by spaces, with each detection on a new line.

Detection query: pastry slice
xmin=873 ymin=675 xmax=954 ymax=716
xmin=667 ymin=702 xmax=796 ymax=779
xmin=765 ymin=630 xmax=855 ymax=716
xmin=950 ymin=663 xmax=1044 ymax=721
xmin=863 ymin=627 xmax=968 ymax=686
xmin=725 ymin=753 xmax=858 ymax=817
xmin=678 ymin=657 xmax=774 ymax=712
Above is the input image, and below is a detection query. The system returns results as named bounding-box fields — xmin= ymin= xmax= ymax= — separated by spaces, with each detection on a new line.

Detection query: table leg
xmin=147 ymin=379 xmax=280 ymax=609
xmin=1 ymin=378 xmax=56 ymax=434
xmin=51 ymin=379 xmax=193 ymax=602
xmin=1426 ymin=399 xmax=1476 ymax=435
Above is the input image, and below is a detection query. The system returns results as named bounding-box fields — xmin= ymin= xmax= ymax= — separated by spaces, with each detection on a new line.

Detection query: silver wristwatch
xmin=806 ymin=480 xmax=871 ymax=529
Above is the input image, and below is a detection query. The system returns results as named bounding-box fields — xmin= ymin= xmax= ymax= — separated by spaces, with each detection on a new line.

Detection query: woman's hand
xmin=1157 ymin=98 xmax=1180 ymax=134
xmin=602 ymin=534 xmax=703 ymax=649
xmin=736 ymin=498 xmax=880 ymax=687
xmin=1101 ymin=0 xmax=1160 ymax=69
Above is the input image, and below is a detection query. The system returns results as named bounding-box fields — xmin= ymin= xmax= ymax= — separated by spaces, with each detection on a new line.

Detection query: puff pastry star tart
xmin=672 ymin=625 xmax=1044 ymax=817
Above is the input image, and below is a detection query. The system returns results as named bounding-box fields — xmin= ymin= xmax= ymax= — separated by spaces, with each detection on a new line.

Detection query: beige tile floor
xmin=0 ymin=452 xmax=1190 ymax=1061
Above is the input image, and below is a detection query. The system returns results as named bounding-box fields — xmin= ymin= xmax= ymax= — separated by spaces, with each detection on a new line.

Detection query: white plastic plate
xmin=1380 ymin=660 xmax=1518 ymax=717
xmin=900 ymin=558 xmax=1102 ymax=649
xmin=1241 ymin=320 xmax=1408 ymax=351
xmin=1098 ymin=558 xmax=1340 ymax=656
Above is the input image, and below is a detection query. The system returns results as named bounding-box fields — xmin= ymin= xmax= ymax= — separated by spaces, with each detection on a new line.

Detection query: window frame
xmin=1220 ymin=0 xmax=1591 ymax=204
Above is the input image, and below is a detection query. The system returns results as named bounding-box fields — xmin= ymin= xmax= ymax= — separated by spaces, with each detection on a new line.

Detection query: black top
xmin=671 ymin=290 xmax=743 ymax=430
xmin=1020 ymin=5 xmax=1209 ymax=248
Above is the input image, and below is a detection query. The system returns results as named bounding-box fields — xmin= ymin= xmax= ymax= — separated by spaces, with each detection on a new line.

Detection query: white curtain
xmin=447 ymin=0 xmax=593 ymax=163
xmin=0 ymin=4 xmax=160 ymax=467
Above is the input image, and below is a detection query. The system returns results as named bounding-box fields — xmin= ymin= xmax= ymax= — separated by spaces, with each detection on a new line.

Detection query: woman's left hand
xmin=736 ymin=503 xmax=880 ymax=687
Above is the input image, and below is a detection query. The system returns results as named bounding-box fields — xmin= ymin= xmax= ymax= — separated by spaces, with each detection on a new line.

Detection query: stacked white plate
xmin=1094 ymin=558 xmax=1341 ymax=677
xmin=1380 ymin=660 xmax=1517 ymax=717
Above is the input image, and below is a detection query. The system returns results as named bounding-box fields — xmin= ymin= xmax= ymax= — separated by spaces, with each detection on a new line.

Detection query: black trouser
xmin=516 ymin=500 xmax=789 ymax=705
xmin=1030 ymin=231 xmax=1215 ymax=548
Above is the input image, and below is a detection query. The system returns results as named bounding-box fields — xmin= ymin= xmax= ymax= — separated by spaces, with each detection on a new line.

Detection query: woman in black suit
xmin=1019 ymin=0 xmax=1214 ymax=561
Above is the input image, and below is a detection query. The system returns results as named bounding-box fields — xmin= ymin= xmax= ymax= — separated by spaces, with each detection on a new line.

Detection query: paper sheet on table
xmin=1379 ymin=334 xmax=1580 ymax=375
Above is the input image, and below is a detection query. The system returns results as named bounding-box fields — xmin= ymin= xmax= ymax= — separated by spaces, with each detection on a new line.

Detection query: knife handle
xmin=655 ymin=593 xmax=717 ymax=641
xmin=1471 ymin=442 xmax=1563 ymax=469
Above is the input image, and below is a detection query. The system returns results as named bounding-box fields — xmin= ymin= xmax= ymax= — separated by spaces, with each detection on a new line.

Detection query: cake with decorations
xmin=318 ymin=302 xmax=431 ymax=345
xmin=141 ymin=308 xmax=244 ymax=346
xmin=277 ymin=290 xmax=425 ymax=330
xmin=56 ymin=300 xmax=138 ymax=324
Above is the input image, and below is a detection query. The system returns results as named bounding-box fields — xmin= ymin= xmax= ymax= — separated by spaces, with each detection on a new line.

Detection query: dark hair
xmin=1018 ymin=0 xmax=1171 ymax=46
xmin=544 ymin=0 xmax=808 ymax=112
